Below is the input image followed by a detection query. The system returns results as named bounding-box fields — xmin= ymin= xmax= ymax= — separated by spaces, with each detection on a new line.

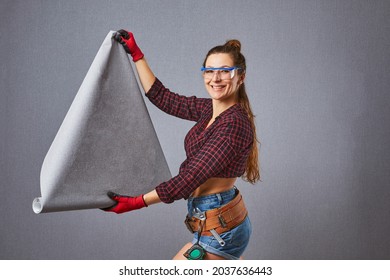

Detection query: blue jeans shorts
xmin=186 ymin=187 xmax=252 ymax=260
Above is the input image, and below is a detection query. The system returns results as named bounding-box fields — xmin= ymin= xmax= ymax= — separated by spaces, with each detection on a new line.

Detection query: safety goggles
xmin=201 ymin=66 xmax=241 ymax=80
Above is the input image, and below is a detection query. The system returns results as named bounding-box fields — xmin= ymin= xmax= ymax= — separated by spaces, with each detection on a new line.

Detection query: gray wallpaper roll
xmin=32 ymin=31 xmax=171 ymax=213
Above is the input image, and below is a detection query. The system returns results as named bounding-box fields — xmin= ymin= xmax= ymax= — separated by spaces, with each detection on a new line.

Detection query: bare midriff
xmin=191 ymin=177 xmax=237 ymax=197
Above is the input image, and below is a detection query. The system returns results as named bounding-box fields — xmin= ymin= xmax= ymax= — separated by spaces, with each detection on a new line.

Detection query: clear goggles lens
xmin=201 ymin=67 xmax=241 ymax=80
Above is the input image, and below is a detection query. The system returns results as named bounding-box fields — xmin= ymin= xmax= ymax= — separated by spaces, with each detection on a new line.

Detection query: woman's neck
xmin=206 ymin=99 xmax=238 ymax=129
xmin=211 ymin=99 xmax=237 ymax=119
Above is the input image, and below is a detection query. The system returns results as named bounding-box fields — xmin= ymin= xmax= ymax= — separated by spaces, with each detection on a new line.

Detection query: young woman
xmin=104 ymin=30 xmax=260 ymax=260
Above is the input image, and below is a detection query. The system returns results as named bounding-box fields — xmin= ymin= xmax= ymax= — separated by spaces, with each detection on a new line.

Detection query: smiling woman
xmin=105 ymin=31 xmax=260 ymax=260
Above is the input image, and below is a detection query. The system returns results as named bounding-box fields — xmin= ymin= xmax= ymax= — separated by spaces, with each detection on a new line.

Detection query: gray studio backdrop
xmin=1 ymin=0 xmax=389 ymax=259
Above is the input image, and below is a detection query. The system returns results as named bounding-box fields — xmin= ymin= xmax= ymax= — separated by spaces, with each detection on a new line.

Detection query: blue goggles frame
xmin=200 ymin=66 xmax=241 ymax=72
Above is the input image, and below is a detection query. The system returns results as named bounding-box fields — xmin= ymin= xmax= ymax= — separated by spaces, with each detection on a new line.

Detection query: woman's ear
xmin=239 ymin=73 xmax=246 ymax=85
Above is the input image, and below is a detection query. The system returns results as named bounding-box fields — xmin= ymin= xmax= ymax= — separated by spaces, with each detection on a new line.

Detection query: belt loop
xmin=216 ymin=193 xmax=222 ymax=204
xmin=187 ymin=197 xmax=194 ymax=217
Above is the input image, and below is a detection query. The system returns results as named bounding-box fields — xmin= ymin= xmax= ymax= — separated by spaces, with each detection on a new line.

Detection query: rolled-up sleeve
xmin=146 ymin=78 xmax=208 ymax=121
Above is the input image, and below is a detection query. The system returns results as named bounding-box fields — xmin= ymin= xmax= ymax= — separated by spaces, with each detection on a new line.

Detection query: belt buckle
xmin=185 ymin=207 xmax=206 ymax=234
xmin=184 ymin=215 xmax=196 ymax=233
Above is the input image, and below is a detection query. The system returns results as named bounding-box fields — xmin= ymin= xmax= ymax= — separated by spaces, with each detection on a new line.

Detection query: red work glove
xmin=113 ymin=29 xmax=144 ymax=62
xmin=102 ymin=191 xmax=147 ymax=214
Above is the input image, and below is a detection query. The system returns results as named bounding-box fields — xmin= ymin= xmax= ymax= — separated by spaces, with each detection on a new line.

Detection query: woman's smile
xmin=210 ymin=84 xmax=227 ymax=91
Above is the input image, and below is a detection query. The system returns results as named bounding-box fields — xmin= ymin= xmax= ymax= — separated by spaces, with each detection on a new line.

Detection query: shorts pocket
xmin=230 ymin=216 xmax=252 ymax=247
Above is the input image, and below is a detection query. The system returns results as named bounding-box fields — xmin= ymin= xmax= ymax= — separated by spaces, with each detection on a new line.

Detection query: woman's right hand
xmin=101 ymin=191 xmax=147 ymax=214
xmin=114 ymin=29 xmax=144 ymax=62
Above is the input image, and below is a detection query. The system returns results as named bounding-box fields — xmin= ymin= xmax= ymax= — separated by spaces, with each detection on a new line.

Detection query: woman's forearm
xmin=143 ymin=189 xmax=161 ymax=206
xmin=134 ymin=57 xmax=156 ymax=93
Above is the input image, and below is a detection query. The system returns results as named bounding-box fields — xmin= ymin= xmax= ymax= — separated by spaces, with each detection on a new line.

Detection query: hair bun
xmin=224 ymin=39 xmax=241 ymax=52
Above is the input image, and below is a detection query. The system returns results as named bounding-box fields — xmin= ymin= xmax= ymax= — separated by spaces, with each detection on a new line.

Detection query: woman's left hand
xmin=113 ymin=29 xmax=144 ymax=62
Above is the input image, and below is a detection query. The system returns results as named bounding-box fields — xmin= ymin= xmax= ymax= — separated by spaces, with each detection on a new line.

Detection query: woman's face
xmin=203 ymin=53 xmax=243 ymax=104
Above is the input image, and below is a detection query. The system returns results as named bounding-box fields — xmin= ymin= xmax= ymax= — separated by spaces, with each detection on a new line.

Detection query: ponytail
xmin=237 ymin=83 xmax=261 ymax=183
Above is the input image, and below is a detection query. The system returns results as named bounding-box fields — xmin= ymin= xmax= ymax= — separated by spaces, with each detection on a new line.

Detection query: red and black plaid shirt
xmin=146 ymin=78 xmax=253 ymax=203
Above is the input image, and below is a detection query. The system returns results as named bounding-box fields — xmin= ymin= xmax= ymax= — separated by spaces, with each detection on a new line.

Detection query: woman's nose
xmin=211 ymin=71 xmax=222 ymax=81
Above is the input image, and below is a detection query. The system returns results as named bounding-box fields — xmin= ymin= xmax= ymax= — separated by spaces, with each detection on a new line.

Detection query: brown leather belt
xmin=185 ymin=191 xmax=248 ymax=236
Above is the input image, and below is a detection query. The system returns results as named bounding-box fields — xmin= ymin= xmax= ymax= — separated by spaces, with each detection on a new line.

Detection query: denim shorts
xmin=187 ymin=187 xmax=252 ymax=260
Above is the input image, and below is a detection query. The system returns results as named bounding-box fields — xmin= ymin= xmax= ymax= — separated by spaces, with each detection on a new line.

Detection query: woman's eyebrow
xmin=204 ymin=65 xmax=233 ymax=68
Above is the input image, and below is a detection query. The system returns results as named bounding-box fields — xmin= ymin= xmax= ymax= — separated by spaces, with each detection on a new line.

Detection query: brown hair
xmin=203 ymin=39 xmax=261 ymax=184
